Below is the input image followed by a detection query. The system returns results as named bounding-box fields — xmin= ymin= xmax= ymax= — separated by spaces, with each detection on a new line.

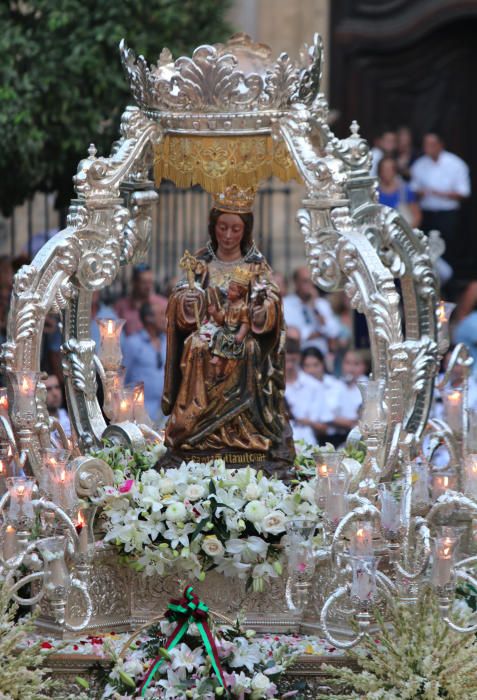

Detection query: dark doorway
xmin=330 ymin=1 xmax=477 ymax=287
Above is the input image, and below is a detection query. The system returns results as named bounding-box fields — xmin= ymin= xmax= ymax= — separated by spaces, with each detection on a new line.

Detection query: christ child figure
xmin=207 ymin=269 xmax=252 ymax=381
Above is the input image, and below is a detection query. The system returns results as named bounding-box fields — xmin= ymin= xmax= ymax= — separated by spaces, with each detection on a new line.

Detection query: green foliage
xmin=0 ymin=587 xmax=54 ymax=699
xmin=318 ymin=587 xmax=477 ymax=700
xmin=0 ymin=0 xmax=232 ymax=214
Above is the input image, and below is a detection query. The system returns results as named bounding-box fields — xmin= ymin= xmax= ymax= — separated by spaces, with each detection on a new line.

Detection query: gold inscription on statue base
xmin=187 ymin=452 xmax=266 ymax=464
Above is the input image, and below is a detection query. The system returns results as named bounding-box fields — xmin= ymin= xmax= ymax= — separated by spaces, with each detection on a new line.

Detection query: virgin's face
xmin=215 ymin=213 xmax=244 ymax=254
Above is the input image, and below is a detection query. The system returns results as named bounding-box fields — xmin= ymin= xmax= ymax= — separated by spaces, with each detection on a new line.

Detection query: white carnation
xmin=244 ymin=500 xmax=267 ymax=523
xmin=165 ymin=502 xmax=187 ymax=522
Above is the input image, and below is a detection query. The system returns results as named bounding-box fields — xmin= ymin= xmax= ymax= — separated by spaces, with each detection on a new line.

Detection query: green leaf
xmin=190 ymin=517 xmax=210 ymax=542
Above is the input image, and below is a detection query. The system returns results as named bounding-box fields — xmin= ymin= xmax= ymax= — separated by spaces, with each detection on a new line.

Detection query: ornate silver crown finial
xmin=119 ymin=33 xmax=324 ymax=133
xmin=88 ymin=143 xmax=97 ymax=159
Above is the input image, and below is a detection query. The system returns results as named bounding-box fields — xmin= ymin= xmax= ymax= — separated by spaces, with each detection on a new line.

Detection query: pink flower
xmin=119 ymin=479 xmax=134 ymax=493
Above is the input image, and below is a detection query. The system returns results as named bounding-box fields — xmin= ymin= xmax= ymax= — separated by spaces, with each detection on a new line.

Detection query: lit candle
xmin=76 ymin=511 xmax=88 ymax=555
xmin=132 ymin=382 xmax=151 ymax=426
xmin=443 ymin=387 xmax=463 ymax=434
xmin=6 ymin=477 xmax=35 ymax=523
xmin=11 ymin=371 xmax=39 ymax=422
xmin=350 ymin=522 xmax=374 ymax=556
xmin=411 ymin=458 xmax=430 ymax=510
xmin=436 ymin=300 xmax=456 ymax=353
xmin=431 ymin=536 xmax=457 ymax=587
xmin=97 ymin=319 xmax=125 ymax=371
xmin=114 ymin=388 xmax=134 ymax=423
xmin=3 ymin=525 xmax=17 ymax=560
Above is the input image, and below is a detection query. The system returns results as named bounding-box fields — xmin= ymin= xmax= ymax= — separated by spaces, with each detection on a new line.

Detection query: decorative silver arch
xmin=1 ymin=33 xmax=440 ymax=482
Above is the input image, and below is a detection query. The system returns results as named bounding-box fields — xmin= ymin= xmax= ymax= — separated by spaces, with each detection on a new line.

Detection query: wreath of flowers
xmin=90 ymin=443 xmax=320 ymax=590
xmin=104 ymin=616 xmax=300 ymax=699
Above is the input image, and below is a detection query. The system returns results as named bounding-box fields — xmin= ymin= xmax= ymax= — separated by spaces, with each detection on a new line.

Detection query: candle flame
xmin=7 ymin=445 xmax=12 ymax=457
xmin=16 ymin=484 xmax=25 ymax=496
xmin=120 ymin=399 xmax=129 ymax=411
xmin=77 ymin=510 xmax=85 ymax=527
xmin=356 ymin=528 xmax=364 ymax=539
xmin=0 ymin=461 xmax=5 ymax=475
xmin=443 ymin=476 xmax=449 ymax=488
xmin=448 ymin=390 xmax=461 ymax=404
xmin=6 ymin=525 xmax=15 ymax=534
xmin=319 ymin=464 xmax=328 ymax=477
xmin=107 ymin=319 xmax=114 ymax=335
xmin=60 ymin=469 xmax=66 ymax=483
xmin=437 ymin=301 xmax=447 ymax=323
xmin=0 ymin=396 xmax=8 ymax=410
xmin=20 ymin=376 xmax=31 ymax=392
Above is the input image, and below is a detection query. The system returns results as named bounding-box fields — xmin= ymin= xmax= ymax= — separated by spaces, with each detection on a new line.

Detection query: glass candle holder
xmin=0 ymin=448 xmax=14 ymax=495
xmin=102 ymin=366 xmax=126 ymax=419
xmin=113 ymin=387 xmax=135 ymax=423
xmin=9 ymin=371 xmax=39 ymax=424
xmin=431 ymin=471 xmax=456 ymax=501
xmin=465 ymin=454 xmax=477 ymax=499
xmin=41 ymin=448 xmax=71 ymax=498
xmin=314 ymin=452 xmax=342 ymax=507
xmin=431 ymin=533 xmax=459 ymax=588
xmin=350 ymin=521 xmax=374 ymax=557
xmin=378 ymin=481 xmax=407 ymax=539
xmin=97 ymin=318 xmax=125 ymax=371
xmin=132 ymin=382 xmax=152 ymax=426
xmin=36 ymin=536 xmax=71 ymax=595
xmin=326 ymin=473 xmax=350 ymax=525
xmin=411 ymin=457 xmax=430 ymax=511
xmin=285 ymin=518 xmax=316 ymax=614
xmin=442 ymin=386 xmax=463 ymax=435
xmin=75 ymin=505 xmax=97 ymax=559
xmin=350 ymin=555 xmax=379 ymax=604
xmin=468 ymin=409 xmax=477 ymax=453
xmin=358 ymin=379 xmax=385 ymax=430
xmin=41 ymin=449 xmax=76 ymax=513
xmin=6 ymin=477 xmax=35 ymax=525
xmin=2 ymin=523 xmax=18 ymax=561
xmin=437 ymin=300 xmax=456 ymax=353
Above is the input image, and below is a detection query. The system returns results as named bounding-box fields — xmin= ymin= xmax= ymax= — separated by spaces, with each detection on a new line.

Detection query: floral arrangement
xmin=90 ymin=444 xmax=319 ymax=591
xmin=318 ymin=587 xmax=477 ymax=700
xmin=103 ymin=598 xmax=299 ymax=699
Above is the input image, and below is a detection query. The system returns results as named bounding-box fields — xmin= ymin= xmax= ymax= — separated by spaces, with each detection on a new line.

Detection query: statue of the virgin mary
xmin=161 ymin=185 xmax=295 ymax=474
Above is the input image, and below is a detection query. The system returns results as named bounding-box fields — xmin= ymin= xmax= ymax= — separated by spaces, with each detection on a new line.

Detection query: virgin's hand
xmin=183 ymin=290 xmax=201 ymax=305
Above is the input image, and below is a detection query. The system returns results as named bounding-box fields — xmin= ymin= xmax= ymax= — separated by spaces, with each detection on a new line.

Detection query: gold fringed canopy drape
xmin=154 ymin=134 xmax=301 ymax=192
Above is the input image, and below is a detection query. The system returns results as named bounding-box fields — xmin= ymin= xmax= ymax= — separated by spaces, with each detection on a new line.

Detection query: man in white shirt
xmin=411 ymin=133 xmax=470 ymax=259
xmin=283 ymin=267 xmax=340 ymax=354
xmin=285 ymin=338 xmax=333 ymax=445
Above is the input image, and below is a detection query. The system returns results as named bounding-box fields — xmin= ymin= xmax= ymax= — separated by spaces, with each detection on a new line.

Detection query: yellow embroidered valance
xmin=154 ymin=134 xmax=301 ymax=193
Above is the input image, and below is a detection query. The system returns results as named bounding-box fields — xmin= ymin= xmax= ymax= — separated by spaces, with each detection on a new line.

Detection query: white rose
xmin=201 ymin=536 xmax=225 ymax=557
xmin=159 ymin=477 xmax=175 ymax=495
xmin=251 ymin=672 xmax=271 ymax=691
xmin=185 ymin=484 xmax=205 ymax=501
xmin=244 ymin=483 xmax=260 ymax=500
xmin=244 ymin=500 xmax=267 ymax=523
xmin=262 ymin=511 xmax=286 ymax=535
xmin=165 ymin=502 xmax=187 ymax=522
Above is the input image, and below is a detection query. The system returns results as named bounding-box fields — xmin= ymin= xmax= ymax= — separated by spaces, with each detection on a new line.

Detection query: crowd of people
xmin=0 ymin=126 xmax=474 ymax=447
xmin=373 ymin=127 xmax=470 ymax=285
